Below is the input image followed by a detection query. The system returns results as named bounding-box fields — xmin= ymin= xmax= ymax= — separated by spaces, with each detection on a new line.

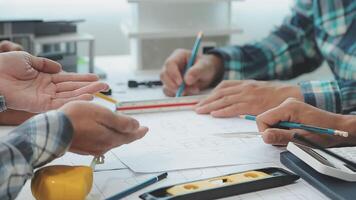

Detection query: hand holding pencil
xmin=254 ymin=98 xmax=356 ymax=147
xmin=160 ymin=32 xmax=224 ymax=97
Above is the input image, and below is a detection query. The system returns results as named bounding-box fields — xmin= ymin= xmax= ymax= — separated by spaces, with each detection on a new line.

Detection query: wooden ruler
xmin=116 ymin=95 xmax=206 ymax=114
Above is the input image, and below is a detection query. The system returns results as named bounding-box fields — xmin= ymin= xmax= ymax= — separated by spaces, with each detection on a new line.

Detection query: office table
xmin=1 ymin=55 xmax=330 ymax=200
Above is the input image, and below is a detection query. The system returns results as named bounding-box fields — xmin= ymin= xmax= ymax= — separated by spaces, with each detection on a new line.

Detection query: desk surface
xmin=1 ymin=55 xmax=329 ymax=200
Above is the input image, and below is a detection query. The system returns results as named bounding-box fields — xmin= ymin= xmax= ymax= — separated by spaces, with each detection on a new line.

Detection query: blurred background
xmin=0 ymin=0 xmax=331 ymax=80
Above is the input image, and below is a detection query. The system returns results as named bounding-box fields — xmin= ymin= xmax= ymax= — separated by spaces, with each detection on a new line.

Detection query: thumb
xmin=262 ymin=128 xmax=295 ymax=146
xmin=29 ymin=54 xmax=62 ymax=73
xmin=184 ymin=61 xmax=206 ymax=86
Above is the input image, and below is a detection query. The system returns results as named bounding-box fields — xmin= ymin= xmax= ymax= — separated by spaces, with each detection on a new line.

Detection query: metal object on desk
xmin=0 ymin=20 xmax=96 ymax=74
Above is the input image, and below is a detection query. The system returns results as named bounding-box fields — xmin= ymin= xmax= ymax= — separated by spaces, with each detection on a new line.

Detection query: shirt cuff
xmin=0 ymin=95 xmax=7 ymax=112
xmin=208 ymin=46 xmax=244 ymax=80
xmin=6 ymin=111 xmax=74 ymax=168
xmin=299 ymin=81 xmax=342 ymax=113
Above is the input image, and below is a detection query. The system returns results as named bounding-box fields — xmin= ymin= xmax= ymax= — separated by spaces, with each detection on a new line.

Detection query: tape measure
xmin=140 ymin=167 xmax=299 ymax=200
xmin=116 ymin=95 xmax=206 ymax=114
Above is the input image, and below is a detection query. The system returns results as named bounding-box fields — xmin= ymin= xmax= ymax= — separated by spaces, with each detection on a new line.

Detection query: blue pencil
xmin=176 ymin=31 xmax=204 ymax=97
xmin=105 ymin=172 xmax=168 ymax=200
xmin=240 ymin=115 xmax=349 ymax=138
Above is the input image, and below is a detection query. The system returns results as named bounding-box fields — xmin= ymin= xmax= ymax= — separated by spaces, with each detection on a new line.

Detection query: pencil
xmin=105 ymin=172 xmax=168 ymax=200
xmin=176 ymin=31 xmax=204 ymax=97
xmin=95 ymin=93 xmax=117 ymax=104
xmin=240 ymin=115 xmax=349 ymax=138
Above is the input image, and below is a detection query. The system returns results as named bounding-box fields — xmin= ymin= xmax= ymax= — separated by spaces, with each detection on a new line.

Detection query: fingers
xmin=196 ymin=93 xmax=241 ymax=114
xmin=97 ymin=111 xmax=141 ymax=134
xmin=261 ymin=128 xmax=295 ymax=145
xmin=197 ymin=84 xmax=244 ymax=107
xmin=28 ymin=54 xmax=62 ymax=73
xmin=262 ymin=128 xmax=343 ymax=147
xmin=52 ymin=73 xmax=99 ymax=83
xmin=256 ymin=98 xmax=303 ymax=132
xmin=184 ymin=60 xmax=207 ymax=85
xmin=55 ymin=82 xmax=109 ymax=98
xmin=51 ymin=94 xmax=94 ymax=109
xmin=210 ymin=103 xmax=248 ymax=118
xmin=84 ymin=125 xmax=148 ymax=155
xmin=56 ymin=82 xmax=97 ymax=92
xmin=160 ymin=49 xmax=189 ymax=94
xmin=0 ymin=40 xmax=23 ymax=52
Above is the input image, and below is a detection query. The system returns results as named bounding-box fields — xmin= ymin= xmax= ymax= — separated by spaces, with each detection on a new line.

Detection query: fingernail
xmin=195 ymin=106 xmax=205 ymax=113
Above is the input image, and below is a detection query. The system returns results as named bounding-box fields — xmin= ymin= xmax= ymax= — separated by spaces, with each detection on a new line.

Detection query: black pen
xmin=105 ymin=172 xmax=168 ymax=200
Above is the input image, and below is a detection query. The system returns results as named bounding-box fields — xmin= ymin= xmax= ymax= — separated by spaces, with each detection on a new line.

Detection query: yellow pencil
xmin=95 ymin=93 xmax=118 ymax=104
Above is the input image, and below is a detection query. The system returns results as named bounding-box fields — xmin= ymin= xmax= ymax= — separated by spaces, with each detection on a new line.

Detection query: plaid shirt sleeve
xmin=209 ymin=1 xmax=324 ymax=81
xmin=300 ymin=80 xmax=356 ymax=114
xmin=0 ymin=111 xmax=73 ymax=200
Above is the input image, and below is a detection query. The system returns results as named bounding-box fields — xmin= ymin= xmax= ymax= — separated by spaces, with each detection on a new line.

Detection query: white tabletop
xmin=1 ymin=55 xmax=329 ymax=200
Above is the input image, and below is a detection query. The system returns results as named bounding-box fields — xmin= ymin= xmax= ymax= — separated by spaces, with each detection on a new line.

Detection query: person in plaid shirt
xmin=0 ymin=46 xmax=149 ymax=199
xmin=161 ymin=0 xmax=355 ymax=116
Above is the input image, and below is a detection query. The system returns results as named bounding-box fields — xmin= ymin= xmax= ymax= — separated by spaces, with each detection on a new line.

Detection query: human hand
xmin=160 ymin=49 xmax=224 ymax=97
xmin=0 ymin=40 xmax=23 ymax=52
xmin=195 ymin=80 xmax=303 ymax=117
xmin=256 ymin=98 xmax=356 ymax=147
xmin=0 ymin=52 xmax=109 ymax=113
xmin=60 ymin=101 xmax=149 ymax=155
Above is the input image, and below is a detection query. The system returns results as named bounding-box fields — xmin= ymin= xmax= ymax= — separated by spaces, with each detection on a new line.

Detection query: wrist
xmin=278 ymin=85 xmax=304 ymax=102
xmin=337 ymin=115 xmax=356 ymax=145
xmin=208 ymin=54 xmax=224 ymax=86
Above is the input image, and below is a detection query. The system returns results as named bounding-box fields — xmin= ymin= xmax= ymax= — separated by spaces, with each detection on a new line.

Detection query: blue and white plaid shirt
xmin=210 ymin=0 xmax=356 ymax=114
xmin=0 ymin=96 xmax=73 ymax=200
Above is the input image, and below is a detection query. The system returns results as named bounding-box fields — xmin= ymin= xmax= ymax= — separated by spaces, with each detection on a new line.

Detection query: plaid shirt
xmin=0 ymin=99 xmax=73 ymax=200
xmin=210 ymin=0 xmax=356 ymax=114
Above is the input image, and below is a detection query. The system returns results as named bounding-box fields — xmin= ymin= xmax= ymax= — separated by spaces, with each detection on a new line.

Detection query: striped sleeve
xmin=0 ymin=111 xmax=73 ymax=200
xmin=300 ymin=80 xmax=356 ymax=114
xmin=209 ymin=1 xmax=323 ymax=81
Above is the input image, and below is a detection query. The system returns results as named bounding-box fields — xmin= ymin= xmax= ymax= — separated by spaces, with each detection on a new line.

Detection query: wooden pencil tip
xmin=198 ymin=31 xmax=204 ymax=38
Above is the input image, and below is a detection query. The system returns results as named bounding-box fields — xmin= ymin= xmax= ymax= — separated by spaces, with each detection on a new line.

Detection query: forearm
xmin=0 ymin=109 xmax=35 ymax=125
xmin=0 ymin=111 xmax=73 ymax=200
xmin=300 ymin=80 xmax=356 ymax=114
xmin=209 ymin=1 xmax=323 ymax=81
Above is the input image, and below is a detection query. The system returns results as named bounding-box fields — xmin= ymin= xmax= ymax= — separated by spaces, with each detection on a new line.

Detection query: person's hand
xmin=0 ymin=51 xmax=109 ymax=113
xmin=0 ymin=40 xmax=23 ymax=52
xmin=160 ymin=49 xmax=224 ymax=96
xmin=195 ymin=80 xmax=303 ymax=117
xmin=256 ymin=98 xmax=356 ymax=147
xmin=60 ymin=101 xmax=149 ymax=155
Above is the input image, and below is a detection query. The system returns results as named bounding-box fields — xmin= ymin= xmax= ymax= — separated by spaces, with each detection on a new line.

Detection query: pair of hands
xmin=160 ymin=49 xmax=354 ymax=147
xmin=161 ymin=49 xmax=303 ymax=117
xmin=0 ymin=44 xmax=148 ymax=155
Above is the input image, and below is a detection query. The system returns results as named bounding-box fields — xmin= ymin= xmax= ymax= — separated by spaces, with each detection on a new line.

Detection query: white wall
xmin=0 ymin=0 xmax=294 ymax=55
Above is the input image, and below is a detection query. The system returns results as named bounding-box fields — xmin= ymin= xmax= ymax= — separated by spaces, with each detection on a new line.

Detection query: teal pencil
xmin=240 ymin=115 xmax=349 ymax=138
xmin=176 ymin=31 xmax=204 ymax=97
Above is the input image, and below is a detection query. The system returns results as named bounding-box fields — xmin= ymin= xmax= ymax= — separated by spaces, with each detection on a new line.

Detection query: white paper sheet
xmin=112 ymin=110 xmax=283 ymax=173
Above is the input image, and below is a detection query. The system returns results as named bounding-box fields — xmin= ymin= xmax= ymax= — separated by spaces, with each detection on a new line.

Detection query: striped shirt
xmin=0 ymin=98 xmax=73 ymax=200
xmin=210 ymin=0 xmax=356 ymax=114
